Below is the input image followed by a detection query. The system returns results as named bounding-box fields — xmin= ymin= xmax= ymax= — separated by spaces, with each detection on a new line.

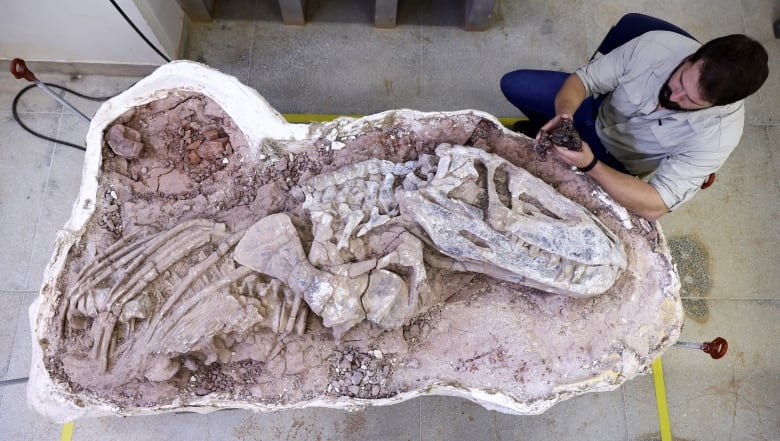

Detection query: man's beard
xmin=658 ymin=82 xmax=684 ymax=111
xmin=658 ymin=58 xmax=698 ymax=112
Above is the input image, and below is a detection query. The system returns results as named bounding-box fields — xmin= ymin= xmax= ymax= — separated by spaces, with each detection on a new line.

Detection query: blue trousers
xmin=500 ymin=69 xmax=629 ymax=174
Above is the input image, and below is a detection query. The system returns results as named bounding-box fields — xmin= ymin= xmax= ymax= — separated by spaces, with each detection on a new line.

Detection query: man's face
xmin=658 ymin=59 xmax=713 ymax=111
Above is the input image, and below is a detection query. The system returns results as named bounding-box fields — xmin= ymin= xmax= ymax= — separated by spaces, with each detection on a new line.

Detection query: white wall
xmin=0 ymin=0 xmax=184 ymax=65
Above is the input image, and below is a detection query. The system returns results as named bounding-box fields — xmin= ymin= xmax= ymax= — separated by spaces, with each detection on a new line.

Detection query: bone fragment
xmin=362 ymin=269 xmax=409 ymax=328
xmin=106 ymin=124 xmax=144 ymax=158
xmin=234 ymin=213 xmax=367 ymax=339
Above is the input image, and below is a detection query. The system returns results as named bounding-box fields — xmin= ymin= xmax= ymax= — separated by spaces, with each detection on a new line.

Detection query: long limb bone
xmin=72 ymin=228 xmax=154 ymax=288
xmin=70 ymin=230 xmax=157 ymax=315
xmin=234 ymin=213 xmax=367 ymax=340
xmin=90 ymin=220 xmax=229 ymax=372
xmin=70 ymin=220 xmax=219 ymax=318
xmin=104 ymin=220 xmax=226 ymax=307
xmin=156 ymin=229 xmax=246 ymax=318
xmin=94 ymin=230 xmax=217 ymax=371
xmin=106 ymin=229 xmax=212 ymax=307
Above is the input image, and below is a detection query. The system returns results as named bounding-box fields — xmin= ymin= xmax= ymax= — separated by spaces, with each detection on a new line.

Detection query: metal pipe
xmin=673 ymin=336 xmax=728 ymax=359
xmin=11 ymin=58 xmax=92 ymax=123
xmin=674 ymin=341 xmax=703 ymax=350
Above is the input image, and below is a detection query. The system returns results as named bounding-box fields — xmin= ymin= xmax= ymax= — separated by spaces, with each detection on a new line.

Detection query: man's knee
xmin=500 ymin=69 xmax=568 ymax=103
xmin=500 ymin=69 xmax=533 ymax=96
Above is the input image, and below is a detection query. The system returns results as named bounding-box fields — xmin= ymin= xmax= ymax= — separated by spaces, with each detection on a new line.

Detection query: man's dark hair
xmin=689 ymin=34 xmax=769 ymax=106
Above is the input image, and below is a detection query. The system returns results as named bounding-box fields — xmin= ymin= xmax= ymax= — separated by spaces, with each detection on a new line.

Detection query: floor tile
xmin=638 ymin=0 xmax=745 ymax=42
xmin=57 ymin=75 xmax=142 ymax=119
xmin=768 ymin=125 xmax=780 ymax=174
xmin=248 ymin=20 xmax=421 ymax=115
xmin=0 ymin=71 xmax=69 ymax=114
xmin=420 ymin=390 xmax=628 ymax=441
xmin=0 ymin=292 xmax=24 ymax=379
xmin=68 ymin=412 xmax=222 ymax=441
xmin=422 ymin=1 xmax=589 ymax=117
xmin=7 ymin=292 xmax=38 ymax=379
xmin=535 ymin=389 xmax=630 ymax=441
xmin=627 ymin=304 xmax=780 ymax=441
xmin=69 ymin=398 xmax=421 ymax=441
xmin=660 ymin=300 xmax=780 ymax=441
xmin=0 ymin=292 xmax=43 ymax=440
xmin=421 ymin=396 xmax=517 ymax=441
xmin=658 ymin=124 xmax=780 ymax=301
xmin=184 ymin=0 xmax=258 ymax=85
xmin=0 ymin=382 xmax=61 ymax=441
xmin=26 ymin=115 xmax=91 ymax=291
xmin=623 ymin=371 xmax=662 ymax=441
xmin=0 ymin=112 xmax=57 ymax=291
xmin=741 ymin=0 xmax=780 ymax=125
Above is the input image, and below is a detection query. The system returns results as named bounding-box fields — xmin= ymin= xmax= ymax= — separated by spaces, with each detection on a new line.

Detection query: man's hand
xmin=553 ymin=138 xmax=670 ymax=221
xmin=536 ymin=113 xmax=571 ymax=140
xmin=553 ymin=141 xmax=596 ymax=171
xmin=538 ymin=114 xmax=592 ymax=168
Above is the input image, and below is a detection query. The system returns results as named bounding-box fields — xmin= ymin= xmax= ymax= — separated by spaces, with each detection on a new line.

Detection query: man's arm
xmin=534 ymin=74 xmax=588 ymax=141
xmin=554 ymin=74 xmax=588 ymax=116
xmin=543 ymin=75 xmax=670 ymax=220
xmin=553 ymin=144 xmax=670 ymax=221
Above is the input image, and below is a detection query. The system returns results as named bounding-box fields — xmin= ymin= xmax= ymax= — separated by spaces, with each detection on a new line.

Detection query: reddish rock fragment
xmin=187 ymin=151 xmax=202 ymax=165
xmin=204 ymin=128 xmax=220 ymax=140
xmin=197 ymin=138 xmax=229 ymax=160
xmin=105 ymin=124 xmax=145 ymax=158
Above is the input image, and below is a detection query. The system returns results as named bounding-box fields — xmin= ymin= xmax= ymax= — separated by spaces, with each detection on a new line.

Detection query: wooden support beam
xmin=464 ymin=0 xmax=497 ymax=31
xmin=279 ymin=0 xmax=306 ymax=26
xmin=373 ymin=0 xmax=398 ymax=28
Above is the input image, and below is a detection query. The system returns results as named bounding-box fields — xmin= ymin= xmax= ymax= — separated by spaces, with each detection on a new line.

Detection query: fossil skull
xmin=397 ymin=144 xmax=627 ymax=297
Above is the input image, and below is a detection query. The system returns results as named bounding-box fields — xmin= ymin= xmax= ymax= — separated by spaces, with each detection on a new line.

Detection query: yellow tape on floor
xmin=61 ymin=421 xmax=74 ymax=441
xmin=652 ymin=358 xmax=673 ymax=441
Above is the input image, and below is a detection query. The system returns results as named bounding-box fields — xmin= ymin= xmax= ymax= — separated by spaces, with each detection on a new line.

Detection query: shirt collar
xmin=662 ymin=100 xmax=744 ymax=131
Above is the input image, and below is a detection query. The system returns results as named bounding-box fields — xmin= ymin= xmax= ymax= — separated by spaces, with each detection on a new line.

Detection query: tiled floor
xmin=1 ymin=1 xmax=778 ymax=440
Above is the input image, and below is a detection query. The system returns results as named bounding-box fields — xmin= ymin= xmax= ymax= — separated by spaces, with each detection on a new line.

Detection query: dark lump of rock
xmin=536 ymin=118 xmax=582 ymax=159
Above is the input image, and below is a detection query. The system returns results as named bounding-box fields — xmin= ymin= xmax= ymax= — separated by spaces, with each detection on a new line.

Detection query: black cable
xmin=12 ymin=0 xmax=167 ymax=150
xmin=12 ymin=83 xmax=116 ymax=151
xmin=108 ymin=0 xmax=172 ymax=63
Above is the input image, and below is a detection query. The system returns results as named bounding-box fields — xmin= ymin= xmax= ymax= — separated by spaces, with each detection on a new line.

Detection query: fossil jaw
xmin=397 ymin=144 xmax=627 ymax=297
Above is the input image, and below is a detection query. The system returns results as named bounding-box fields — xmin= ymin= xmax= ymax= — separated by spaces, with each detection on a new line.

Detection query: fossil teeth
xmin=556 ymin=264 xmax=574 ymax=282
xmin=527 ymin=244 xmax=542 ymax=258
xmin=546 ymin=255 xmax=561 ymax=269
xmin=571 ymin=265 xmax=586 ymax=284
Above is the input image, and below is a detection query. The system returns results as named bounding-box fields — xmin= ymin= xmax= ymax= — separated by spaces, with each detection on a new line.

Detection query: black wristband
xmin=577 ymin=156 xmax=598 ymax=173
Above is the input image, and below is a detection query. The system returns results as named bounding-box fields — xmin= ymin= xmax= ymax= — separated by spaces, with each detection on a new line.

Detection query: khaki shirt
xmin=574 ymin=31 xmax=744 ymax=210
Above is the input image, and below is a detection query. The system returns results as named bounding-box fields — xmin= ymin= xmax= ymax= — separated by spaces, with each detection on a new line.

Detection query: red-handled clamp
xmin=11 ymin=58 xmax=37 ymax=82
xmin=674 ymin=337 xmax=728 ymax=359
xmin=10 ymin=58 xmax=92 ymax=123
